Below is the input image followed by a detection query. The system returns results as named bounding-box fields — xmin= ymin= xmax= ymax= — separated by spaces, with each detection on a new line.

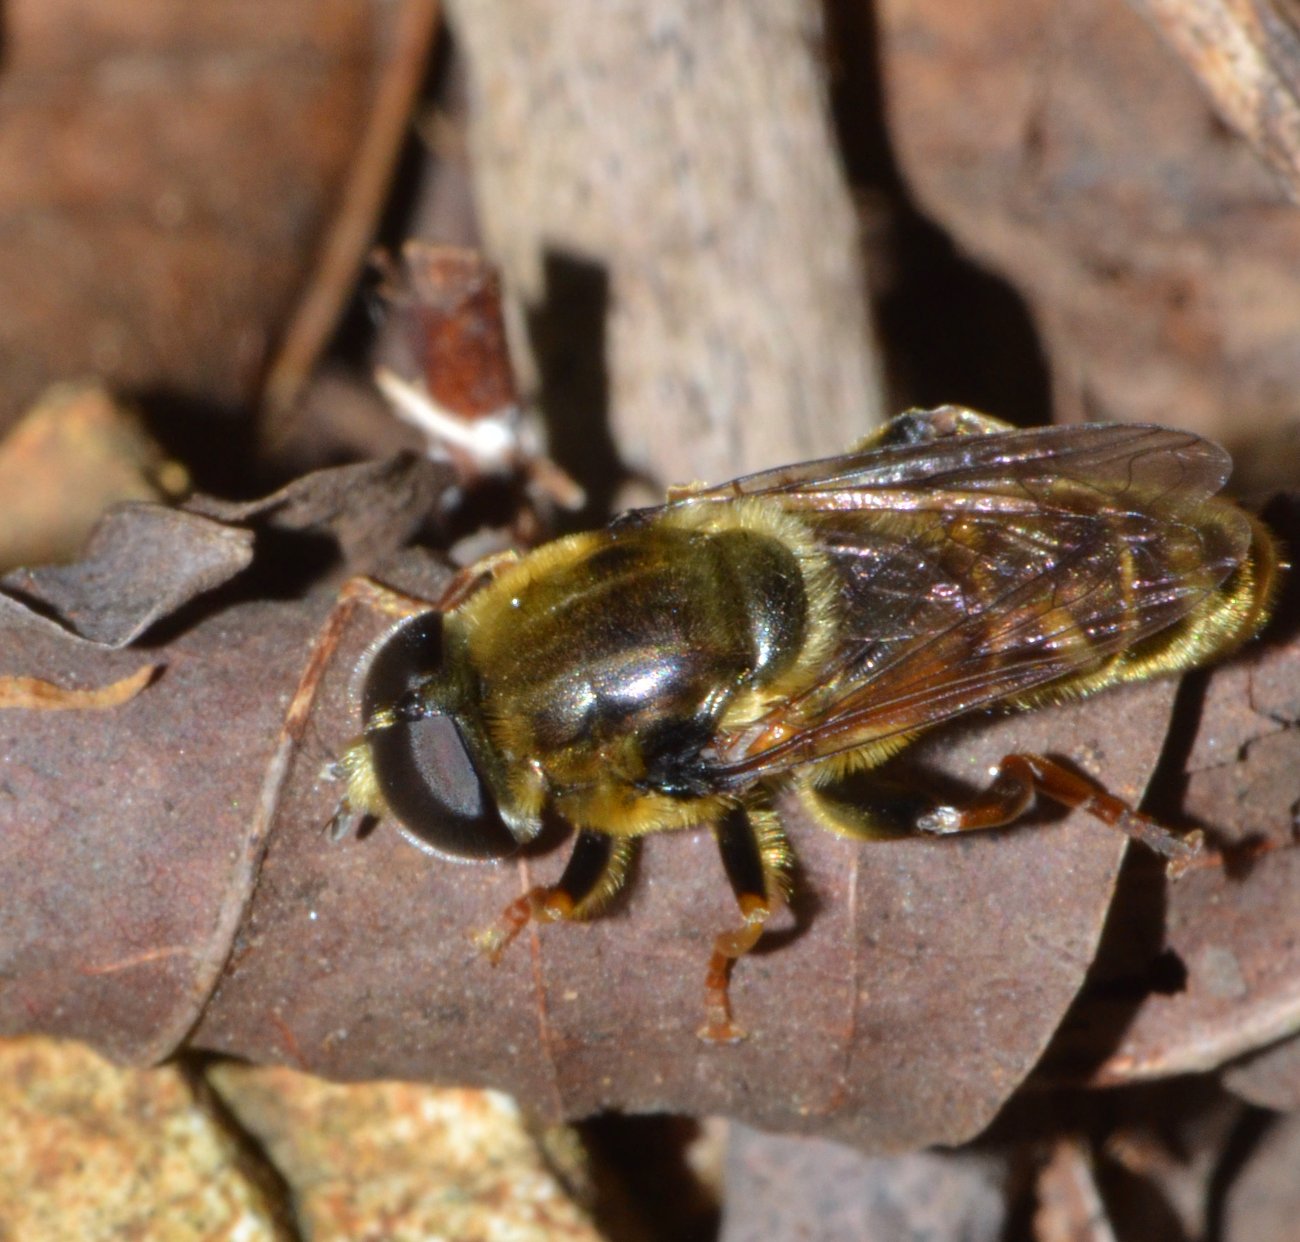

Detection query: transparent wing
xmin=693 ymin=416 xmax=1250 ymax=782
xmin=680 ymin=411 xmax=1231 ymax=512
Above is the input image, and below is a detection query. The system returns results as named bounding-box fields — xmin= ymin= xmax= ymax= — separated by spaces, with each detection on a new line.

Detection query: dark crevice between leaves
xmin=1033 ymin=846 xmax=1178 ymax=1084
xmin=324 ymin=21 xmax=461 ymax=382
xmin=1203 ymin=1105 xmax=1277 ymax=1242
xmin=996 ymin=1150 xmax=1039 ymax=1242
xmin=1256 ymin=494 xmax=1300 ymax=647
xmin=1097 ymin=1151 xmax=1192 ymax=1242
xmin=1141 ymin=667 xmax=1210 ymax=829
xmin=577 ymin=1114 xmax=720 ymax=1242
xmin=132 ymin=389 xmax=266 ymax=499
xmin=982 ymin=1077 xmax=1244 ymax=1241
xmin=178 ymin=1055 xmax=302 ymax=1242
xmin=822 ymin=0 xmax=1053 ymax=423
xmin=123 ymin=532 xmax=340 ymax=656
xmin=524 ymin=248 xmax=639 ymax=530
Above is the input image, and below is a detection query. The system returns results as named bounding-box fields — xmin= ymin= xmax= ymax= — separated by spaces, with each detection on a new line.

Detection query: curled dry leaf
xmin=0 ymin=663 xmax=159 ymax=711
xmin=0 ymin=454 xmax=447 ymax=652
xmin=0 ymin=457 xmax=1271 ymax=1150
xmin=187 ymin=567 xmax=1171 ymax=1153
xmin=188 ymin=453 xmax=451 ymax=574
xmin=0 ymin=583 xmax=334 ymax=1065
xmin=0 ymin=457 xmax=448 ymax=1066
xmin=2 ymin=506 xmax=255 ymax=648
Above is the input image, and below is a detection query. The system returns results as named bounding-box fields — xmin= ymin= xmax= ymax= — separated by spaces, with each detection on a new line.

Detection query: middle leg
xmin=700 ymin=800 xmax=793 ymax=1044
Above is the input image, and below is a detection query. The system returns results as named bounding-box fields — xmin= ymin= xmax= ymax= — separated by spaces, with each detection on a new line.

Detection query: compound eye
xmin=363 ymin=612 xmax=518 ymax=860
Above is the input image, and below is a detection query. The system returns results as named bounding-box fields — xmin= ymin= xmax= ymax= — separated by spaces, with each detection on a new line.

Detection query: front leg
xmin=477 ymin=828 xmax=636 ymax=961
xmin=700 ymin=800 xmax=793 ymax=1044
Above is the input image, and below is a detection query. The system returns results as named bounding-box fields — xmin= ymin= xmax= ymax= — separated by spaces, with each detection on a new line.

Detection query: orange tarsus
xmin=699 ymin=893 xmax=772 ymax=1044
xmin=480 ymin=886 xmax=575 ymax=964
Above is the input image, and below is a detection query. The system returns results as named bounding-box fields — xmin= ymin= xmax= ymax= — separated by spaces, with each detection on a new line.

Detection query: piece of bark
xmin=443 ymin=0 xmax=884 ymax=498
xmin=0 ymin=1037 xmax=288 ymax=1240
xmin=875 ymin=0 xmax=1300 ymax=480
xmin=207 ymin=1063 xmax=602 ymax=1241
xmin=719 ymin=1122 xmax=1009 ymax=1241
xmin=1127 ymin=0 xmax=1300 ymax=202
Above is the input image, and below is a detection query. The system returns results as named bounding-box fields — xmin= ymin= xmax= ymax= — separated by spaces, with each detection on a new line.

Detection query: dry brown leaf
xmin=0 ymin=461 xmax=1287 ymax=1152
xmin=0 ymin=1 xmax=431 ymax=429
xmin=876 ymin=0 xmax=1300 ymax=481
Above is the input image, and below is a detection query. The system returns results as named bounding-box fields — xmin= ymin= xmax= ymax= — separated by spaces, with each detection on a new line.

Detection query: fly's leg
xmin=334 ymin=575 xmax=436 ymax=619
xmin=701 ymin=802 xmax=793 ymax=1044
xmin=478 ymin=829 xmax=636 ymax=962
xmin=330 ymin=549 xmax=521 ymax=621
xmin=435 ymin=550 xmax=520 ymax=610
xmin=915 ymin=752 xmax=1204 ymax=877
xmin=802 ymin=773 xmax=940 ymax=840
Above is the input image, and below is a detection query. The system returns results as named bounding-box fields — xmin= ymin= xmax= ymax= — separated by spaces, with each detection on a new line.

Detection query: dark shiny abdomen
xmin=476 ymin=524 xmax=807 ymax=755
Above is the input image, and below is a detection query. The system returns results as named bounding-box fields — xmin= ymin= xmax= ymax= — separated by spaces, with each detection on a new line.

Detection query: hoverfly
xmin=330 ymin=407 xmax=1279 ymax=1041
